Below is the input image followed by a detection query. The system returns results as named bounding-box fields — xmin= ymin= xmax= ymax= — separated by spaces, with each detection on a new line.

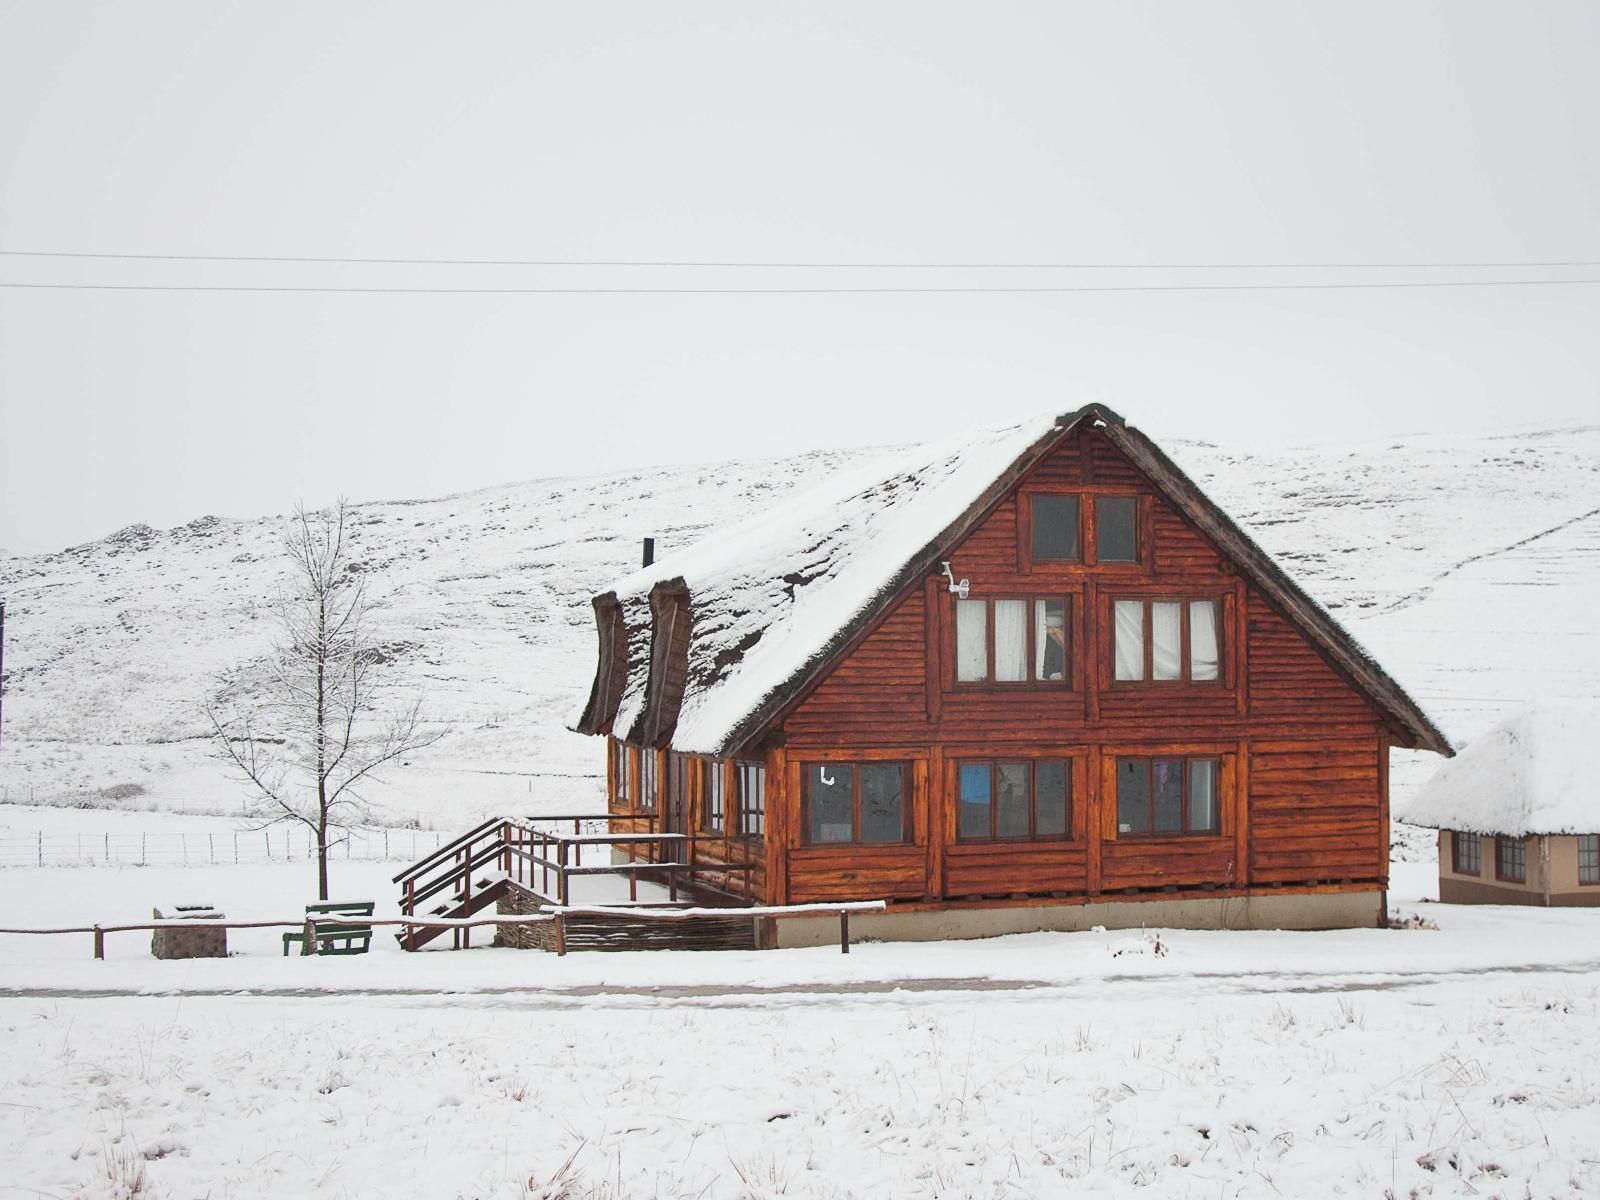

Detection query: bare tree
xmin=207 ymin=499 xmax=441 ymax=900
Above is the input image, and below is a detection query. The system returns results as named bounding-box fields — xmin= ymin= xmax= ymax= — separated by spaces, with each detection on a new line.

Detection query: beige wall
xmin=1438 ymin=830 xmax=1600 ymax=905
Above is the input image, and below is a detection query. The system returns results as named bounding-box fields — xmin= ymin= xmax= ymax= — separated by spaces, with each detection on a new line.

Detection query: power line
xmin=3 ymin=248 xmax=1600 ymax=271
xmin=3 ymin=278 xmax=1600 ymax=295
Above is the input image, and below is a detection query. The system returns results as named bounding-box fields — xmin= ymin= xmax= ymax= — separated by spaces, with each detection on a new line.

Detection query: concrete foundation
xmin=772 ymin=889 xmax=1384 ymax=949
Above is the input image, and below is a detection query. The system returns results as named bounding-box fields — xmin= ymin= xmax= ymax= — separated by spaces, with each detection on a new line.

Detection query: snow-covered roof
xmin=592 ymin=413 xmax=1064 ymax=754
xmin=1399 ymin=702 xmax=1598 ymax=836
xmin=575 ymin=405 xmax=1452 ymax=759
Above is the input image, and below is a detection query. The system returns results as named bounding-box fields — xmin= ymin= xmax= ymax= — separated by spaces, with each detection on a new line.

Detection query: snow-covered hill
xmin=1 ymin=423 xmax=1596 ymax=828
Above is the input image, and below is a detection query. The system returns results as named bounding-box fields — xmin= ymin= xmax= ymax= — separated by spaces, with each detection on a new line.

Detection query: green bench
xmin=282 ymin=901 xmax=375 ymax=956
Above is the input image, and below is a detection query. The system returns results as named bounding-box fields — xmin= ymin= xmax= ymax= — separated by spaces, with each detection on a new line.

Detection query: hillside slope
xmin=1 ymin=423 xmax=1596 ymax=827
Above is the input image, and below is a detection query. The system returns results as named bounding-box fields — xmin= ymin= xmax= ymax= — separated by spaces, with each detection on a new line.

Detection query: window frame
xmin=954 ymin=757 xmax=1074 ymax=843
xmin=1109 ymin=594 xmax=1226 ymax=686
xmin=1495 ymin=835 xmax=1526 ymax=884
xmin=1114 ymin=756 xmax=1223 ymax=838
xmin=1020 ymin=490 xmax=1146 ymax=571
xmin=735 ymin=760 xmax=765 ymax=841
xmin=953 ymin=594 xmax=1073 ymax=688
xmin=610 ymin=738 xmax=632 ymax=806
xmin=1027 ymin=492 xmax=1082 ymax=563
xmin=1094 ymin=495 xmax=1140 ymax=564
xmin=1451 ymin=830 xmax=1481 ymax=876
xmin=800 ymin=760 xmax=913 ymax=847
xmin=702 ymin=758 xmax=726 ymax=834
xmin=1578 ymin=835 xmax=1599 ymax=886
xmin=638 ymin=748 xmax=658 ymax=813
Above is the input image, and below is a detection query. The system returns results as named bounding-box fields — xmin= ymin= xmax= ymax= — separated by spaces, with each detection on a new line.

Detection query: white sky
xmin=1 ymin=2 xmax=1597 ymax=553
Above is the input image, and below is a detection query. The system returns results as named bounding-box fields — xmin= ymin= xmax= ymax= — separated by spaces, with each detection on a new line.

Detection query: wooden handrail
xmin=391 ymin=817 xmax=504 ymax=885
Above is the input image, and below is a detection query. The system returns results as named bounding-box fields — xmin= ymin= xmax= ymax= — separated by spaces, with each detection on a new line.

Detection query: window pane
xmin=860 ymin=765 xmax=905 ymax=844
xmin=1454 ymin=831 xmax=1480 ymax=875
xmin=1036 ymin=760 xmax=1069 ymax=837
xmin=1096 ymin=496 xmax=1138 ymax=562
xmin=1579 ymin=835 xmax=1599 ymax=884
xmin=1190 ymin=600 xmax=1219 ymax=681
xmin=807 ymin=765 xmax=854 ymax=844
xmin=1035 ymin=599 xmax=1068 ymax=682
xmin=997 ymin=762 xmax=1031 ymax=838
xmin=956 ymin=599 xmax=988 ymax=682
xmin=1153 ymin=759 xmax=1184 ymax=832
xmin=1114 ymin=600 xmax=1144 ymax=681
xmin=1152 ymin=602 xmax=1183 ymax=680
xmin=995 ymin=600 xmax=1027 ymax=682
xmin=1116 ymin=758 xmax=1148 ymax=834
xmin=1187 ymin=760 xmax=1219 ymax=833
xmin=1031 ymin=494 xmax=1079 ymax=560
xmin=958 ymin=764 xmax=992 ymax=840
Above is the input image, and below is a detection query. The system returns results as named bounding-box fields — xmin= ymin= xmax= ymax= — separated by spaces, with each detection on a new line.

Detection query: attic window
xmin=1095 ymin=497 xmax=1138 ymax=562
xmin=1030 ymin=495 xmax=1080 ymax=561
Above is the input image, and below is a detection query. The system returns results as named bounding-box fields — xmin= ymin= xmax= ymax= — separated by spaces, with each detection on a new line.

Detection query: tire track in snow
xmin=1378 ymin=504 xmax=1600 ymax=614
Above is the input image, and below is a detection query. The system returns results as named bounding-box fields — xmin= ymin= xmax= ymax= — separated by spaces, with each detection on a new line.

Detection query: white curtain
xmin=1114 ymin=600 xmax=1144 ymax=681
xmin=1152 ymin=601 xmax=1182 ymax=680
xmin=1190 ymin=600 xmax=1219 ymax=681
xmin=995 ymin=600 xmax=1027 ymax=681
xmin=956 ymin=599 xmax=987 ymax=681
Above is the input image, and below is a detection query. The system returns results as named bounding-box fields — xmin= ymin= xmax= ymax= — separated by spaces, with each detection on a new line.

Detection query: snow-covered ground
xmin=3 ymin=422 xmax=1599 ymax=1196
xmin=3 ymin=855 xmax=1599 ymax=1198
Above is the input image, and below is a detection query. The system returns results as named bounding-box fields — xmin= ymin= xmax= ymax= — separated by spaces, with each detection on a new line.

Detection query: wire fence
xmin=0 ymin=825 xmax=450 ymax=869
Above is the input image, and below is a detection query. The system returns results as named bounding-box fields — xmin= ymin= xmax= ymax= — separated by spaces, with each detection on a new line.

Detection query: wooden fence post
xmin=302 ymin=916 xmax=317 ymax=956
xmin=554 ymin=912 xmax=567 ymax=956
xmin=93 ymin=925 xmax=104 ymax=960
xmin=840 ymin=910 xmax=850 ymax=954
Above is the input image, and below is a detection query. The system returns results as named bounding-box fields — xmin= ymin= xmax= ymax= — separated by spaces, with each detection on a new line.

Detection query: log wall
xmin=764 ymin=426 xmax=1393 ymax=908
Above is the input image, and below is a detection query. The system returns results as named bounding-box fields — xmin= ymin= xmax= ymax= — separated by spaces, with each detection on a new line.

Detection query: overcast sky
xmin=1 ymin=3 xmax=1597 ymax=553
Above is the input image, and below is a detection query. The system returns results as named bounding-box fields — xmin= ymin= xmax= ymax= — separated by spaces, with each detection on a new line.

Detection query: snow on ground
xmin=3 ymin=857 xmax=1599 ymax=1198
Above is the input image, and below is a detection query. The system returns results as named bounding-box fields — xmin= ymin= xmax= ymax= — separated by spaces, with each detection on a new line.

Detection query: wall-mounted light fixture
xmin=939 ymin=562 xmax=970 ymax=600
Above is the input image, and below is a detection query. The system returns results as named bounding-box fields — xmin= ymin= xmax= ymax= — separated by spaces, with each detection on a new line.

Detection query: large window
xmin=1580 ymin=835 xmax=1599 ymax=885
xmin=1452 ymin=831 xmax=1481 ymax=876
xmin=1495 ymin=836 xmax=1526 ymax=884
xmin=736 ymin=761 xmax=765 ymax=839
xmin=1113 ymin=598 xmax=1221 ymax=683
xmin=1095 ymin=497 xmax=1138 ymax=563
xmin=703 ymin=760 xmax=726 ymax=833
xmin=957 ymin=759 xmax=1071 ymax=841
xmin=1030 ymin=494 xmax=1079 ymax=562
xmin=803 ymin=762 xmax=910 ymax=845
xmin=639 ymin=750 xmax=658 ymax=812
xmin=955 ymin=597 xmax=1071 ymax=684
xmin=1116 ymin=757 xmax=1220 ymax=836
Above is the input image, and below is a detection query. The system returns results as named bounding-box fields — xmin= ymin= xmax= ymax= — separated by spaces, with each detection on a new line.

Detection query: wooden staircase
xmin=393 ymin=819 xmax=516 ymax=951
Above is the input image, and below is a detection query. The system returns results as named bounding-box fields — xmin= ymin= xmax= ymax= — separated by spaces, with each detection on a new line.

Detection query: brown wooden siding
xmin=701 ymin=425 xmax=1395 ymax=910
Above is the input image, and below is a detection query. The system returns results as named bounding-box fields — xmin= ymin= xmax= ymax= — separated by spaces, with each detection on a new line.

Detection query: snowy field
xmin=2 ymin=851 xmax=1599 ymax=1198
xmin=2 ymin=426 xmax=1598 ymax=1195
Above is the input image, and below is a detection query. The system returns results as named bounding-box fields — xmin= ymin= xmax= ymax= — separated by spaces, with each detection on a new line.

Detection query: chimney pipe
xmin=642 ymin=537 xmax=655 ymax=568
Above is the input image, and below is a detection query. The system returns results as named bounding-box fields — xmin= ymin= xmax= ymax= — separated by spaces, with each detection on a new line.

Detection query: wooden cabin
xmin=1404 ymin=702 xmax=1599 ymax=907
xmin=572 ymin=405 xmax=1452 ymax=946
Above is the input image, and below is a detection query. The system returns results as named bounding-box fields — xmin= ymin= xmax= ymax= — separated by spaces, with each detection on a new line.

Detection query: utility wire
xmin=3 ymin=248 xmax=1600 ymax=271
xmin=3 ymin=278 xmax=1600 ymax=295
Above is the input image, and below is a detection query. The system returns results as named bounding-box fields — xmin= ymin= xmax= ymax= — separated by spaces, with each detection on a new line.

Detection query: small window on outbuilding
xmin=1030 ymin=495 xmax=1080 ymax=562
xmin=1095 ymin=496 xmax=1138 ymax=562
xmin=1579 ymin=835 xmax=1600 ymax=885
xmin=1452 ymin=831 xmax=1481 ymax=876
xmin=1495 ymin=836 xmax=1526 ymax=884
